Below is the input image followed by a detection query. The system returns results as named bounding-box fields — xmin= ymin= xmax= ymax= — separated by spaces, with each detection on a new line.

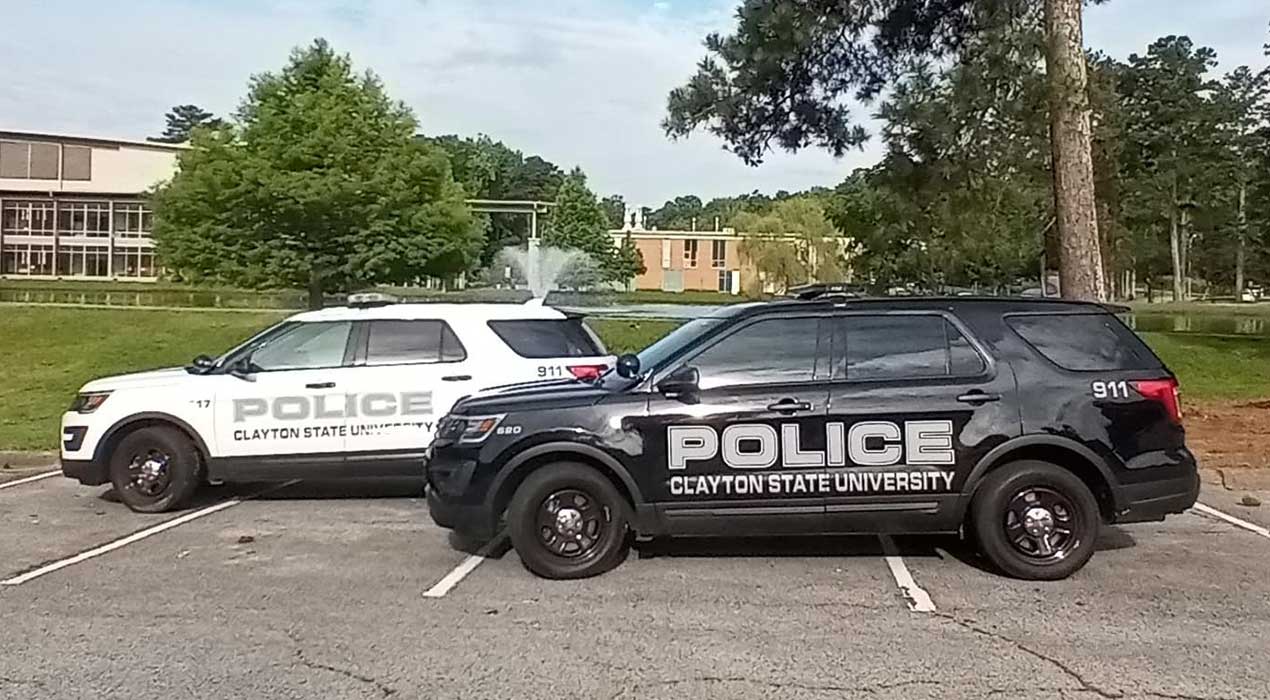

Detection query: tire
xmin=507 ymin=463 xmax=631 ymax=579
xmin=970 ymin=460 xmax=1100 ymax=580
xmin=108 ymin=426 xmax=202 ymax=513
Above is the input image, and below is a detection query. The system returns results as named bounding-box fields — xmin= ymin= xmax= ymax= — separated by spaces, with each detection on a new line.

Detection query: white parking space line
xmin=0 ymin=470 xmax=61 ymax=490
xmin=423 ymin=533 xmax=507 ymax=599
xmin=1193 ymin=502 xmax=1270 ymax=539
xmin=1 ymin=480 xmax=300 ymax=587
xmin=879 ymin=535 xmax=937 ymax=613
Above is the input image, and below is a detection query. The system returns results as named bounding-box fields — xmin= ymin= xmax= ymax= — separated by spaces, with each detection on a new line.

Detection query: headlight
xmin=69 ymin=391 xmax=112 ymax=413
xmin=441 ymin=414 xmax=505 ymax=444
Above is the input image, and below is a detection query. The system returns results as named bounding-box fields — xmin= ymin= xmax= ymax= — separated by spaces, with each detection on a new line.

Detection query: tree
xmin=600 ymin=194 xmax=627 ymax=229
xmin=1211 ymin=65 xmax=1270 ymax=298
xmin=609 ymin=233 xmax=647 ymax=290
xmin=647 ymin=195 xmax=704 ymax=230
xmin=153 ymin=39 xmax=481 ymax=309
xmin=733 ymin=197 xmax=846 ymax=294
xmin=542 ymin=168 xmax=628 ymax=284
xmin=149 ymin=104 xmax=225 ymax=143
xmin=664 ymin=0 xmax=1108 ymax=300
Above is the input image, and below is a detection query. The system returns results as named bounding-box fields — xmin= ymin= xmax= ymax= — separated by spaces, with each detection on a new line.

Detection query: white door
xmin=212 ymin=320 xmax=354 ymax=458
xmin=343 ymin=319 xmax=474 ymax=455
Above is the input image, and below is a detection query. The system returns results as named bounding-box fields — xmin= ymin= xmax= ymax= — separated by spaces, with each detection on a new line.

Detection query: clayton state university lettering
xmin=666 ymin=420 xmax=957 ymax=497
xmin=230 ymin=392 xmax=434 ymax=442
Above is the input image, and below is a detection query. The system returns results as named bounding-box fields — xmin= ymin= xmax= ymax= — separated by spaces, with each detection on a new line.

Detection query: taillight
xmin=1134 ymin=378 xmax=1181 ymax=423
xmin=568 ymin=364 xmax=608 ymax=380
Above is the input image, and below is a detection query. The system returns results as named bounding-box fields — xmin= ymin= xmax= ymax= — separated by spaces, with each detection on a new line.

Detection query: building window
xmin=1 ymin=201 xmax=56 ymax=235
xmin=30 ymin=143 xmax=59 ymax=180
xmin=0 ymin=141 xmax=29 ymax=179
xmin=683 ymin=239 xmax=699 ymax=269
xmin=716 ymin=269 xmax=730 ymax=292
xmin=1 ymin=243 xmax=56 ymax=275
xmin=113 ymin=248 xmax=156 ymax=278
xmin=113 ymin=203 xmax=153 ymax=238
xmin=711 ymin=240 xmax=726 ymax=269
xmin=58 ymin=202 xmax=111 ymax=237
xmin=57 ymin=244 xmax=110 ymax=277
xmin=62 ymin=146 xmax=91 ymax=181
xmin=661 ymin=239 xmax=671 ymax=269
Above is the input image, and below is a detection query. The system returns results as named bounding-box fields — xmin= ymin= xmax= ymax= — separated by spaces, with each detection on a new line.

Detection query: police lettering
xmin=668 ymin=420 xmax=955 ymax=470
xmin=233 ymin=392 xmax=433 ymax=423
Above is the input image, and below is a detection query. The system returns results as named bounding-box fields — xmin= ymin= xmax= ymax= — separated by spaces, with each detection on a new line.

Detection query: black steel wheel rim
xmin=535 ymin=488 xmax=608 ymax=559
xmin=126 ymin=448 xmax=172 ymax=497
xmin=1004 ymin=486 xmax=1080 ymax=564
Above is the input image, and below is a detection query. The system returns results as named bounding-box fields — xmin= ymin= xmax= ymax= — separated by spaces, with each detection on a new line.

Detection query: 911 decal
xmin=537 ymin=365 xmax=566 ymax=378
xmin=1091 ymin=380 xmax=1130 ymax=399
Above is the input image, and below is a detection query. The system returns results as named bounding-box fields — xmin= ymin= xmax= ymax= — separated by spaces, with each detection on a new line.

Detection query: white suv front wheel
xmin=107 ymin=426 xmax=202 ymax=513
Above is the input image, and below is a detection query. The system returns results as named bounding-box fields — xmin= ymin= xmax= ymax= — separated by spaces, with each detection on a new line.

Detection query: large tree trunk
xmin=307 ymin=268 xmax=324 ymax=310
xmin=1236 ymin=180 xmax=1247 ymax=301
xmin=1169 ymin=182 xmax=1184 ymax=302
xmin=1044 ymin=0 xmax=1105 ymax=301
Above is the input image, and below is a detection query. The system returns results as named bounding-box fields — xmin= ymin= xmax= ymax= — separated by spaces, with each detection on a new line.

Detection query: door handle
xmin=442 ymin=375 xmax=472 ymax=382
xmin=305 ymin=382 xmax=335 ymax=389
xmin=767 ymin=399 xmax=813 ymax=413
xmin=956 ymin=390 xmax=1000 ymax=404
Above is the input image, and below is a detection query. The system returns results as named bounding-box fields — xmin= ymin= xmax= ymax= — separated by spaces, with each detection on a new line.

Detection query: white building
xmin=0 ymin=130 xmax=181 ymax=280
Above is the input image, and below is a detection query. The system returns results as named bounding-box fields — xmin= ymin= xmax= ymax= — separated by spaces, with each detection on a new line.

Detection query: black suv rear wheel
xmin=507 ymin=463 xmax=630 ymax=579
xmin=108 ymin=426 xmax=202 ymax=513
xmin=971 ymin=460 xmax=1100 ymax=580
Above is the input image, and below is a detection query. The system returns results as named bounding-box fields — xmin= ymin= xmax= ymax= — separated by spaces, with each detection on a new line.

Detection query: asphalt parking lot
xmin=1 ymin=472 xmax=1268 ymax=700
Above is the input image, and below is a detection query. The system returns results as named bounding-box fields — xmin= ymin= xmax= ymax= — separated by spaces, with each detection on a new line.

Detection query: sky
xmin=2 ymin=0 xmax=1267 ymax=206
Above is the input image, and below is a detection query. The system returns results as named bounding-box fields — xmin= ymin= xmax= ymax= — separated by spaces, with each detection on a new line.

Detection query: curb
xmin=1203 ymin=467 xmax=1270 ymax=492
xmin=0 ymin=452 xmax=58 ymax=471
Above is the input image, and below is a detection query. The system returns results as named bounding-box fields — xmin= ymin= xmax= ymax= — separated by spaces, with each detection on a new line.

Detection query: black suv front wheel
xmin=971 ymin=460 xmax=1100 ymax=580
xmin=507 ymin=463 xmax=631 ymax=579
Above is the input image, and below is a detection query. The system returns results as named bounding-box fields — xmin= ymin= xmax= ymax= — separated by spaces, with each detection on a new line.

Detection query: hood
xmin=455 ymin=378 xmax=614 ymax=415
xmin=81 ymin=367 xmax=191 ymax=393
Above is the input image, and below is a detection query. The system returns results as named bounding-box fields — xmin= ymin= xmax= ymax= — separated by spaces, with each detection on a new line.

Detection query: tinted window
xmin=366 ymin=320 xmax=466 ymax=365
xmin=1007 ymin=313 xmax=1159 ymax=371
xmin=488 ymin=319 xmax=604 ymax=358
xmin=251 ymin=321 xmax=352 ymax=371
xmin=690 ymin=317 xmax=819 ymax=389
xmin=844 ymin=315 xmax=985 ymax=381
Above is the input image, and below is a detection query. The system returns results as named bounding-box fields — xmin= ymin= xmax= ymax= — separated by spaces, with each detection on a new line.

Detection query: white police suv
xmin=60 ymin=295 xmax=613 ymax=512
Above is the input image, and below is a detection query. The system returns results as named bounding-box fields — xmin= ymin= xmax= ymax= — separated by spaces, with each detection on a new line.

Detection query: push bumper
xmin=61 ymin=457 xmax=109 ymax=486
xmin=1112 ymin=470 xmax=1200 ymax=524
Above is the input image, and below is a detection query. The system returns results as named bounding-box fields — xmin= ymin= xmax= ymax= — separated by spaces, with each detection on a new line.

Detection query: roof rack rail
xmin=787 ymin=283 xmax=863 ymax=300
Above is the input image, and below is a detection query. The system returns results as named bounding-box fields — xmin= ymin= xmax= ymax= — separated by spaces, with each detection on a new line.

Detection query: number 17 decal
xmin=1091 ymin=380 xmax=1130 ymax=399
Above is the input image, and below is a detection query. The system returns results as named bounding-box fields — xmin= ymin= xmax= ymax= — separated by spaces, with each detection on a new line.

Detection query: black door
xmin=639 ymin=314 xmax=830 ymax=535
xmin=821 ymin=312 xmax=1021 ymax=533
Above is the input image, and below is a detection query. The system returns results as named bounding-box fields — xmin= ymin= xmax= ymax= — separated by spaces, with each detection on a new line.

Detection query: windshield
xmin=635 ymin=317 xmax=725 ymax=373
xmin=213 ymin=321 xmax=297 ymax=368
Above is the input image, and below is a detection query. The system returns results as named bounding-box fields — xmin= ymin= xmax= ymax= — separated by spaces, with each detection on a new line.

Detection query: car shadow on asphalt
xmin=97 ymin=478 xmax=426 ymax=511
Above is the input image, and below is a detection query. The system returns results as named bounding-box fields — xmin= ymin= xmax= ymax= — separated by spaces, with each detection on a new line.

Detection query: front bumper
xmin=426 ymin=488 xmax=497 ymax=539
xmin=61 ymin=457 xmax=109 ymax=486
xmin=1112 ymin=470 xmax=1200 ymax=524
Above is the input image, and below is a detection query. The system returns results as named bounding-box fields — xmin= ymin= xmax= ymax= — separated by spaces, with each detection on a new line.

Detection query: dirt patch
xmin=1187 ymin=400 xmax=1270 ymax=471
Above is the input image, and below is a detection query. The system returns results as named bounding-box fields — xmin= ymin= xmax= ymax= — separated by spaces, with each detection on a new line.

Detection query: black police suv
xmin=425 ymin=295 xmax=1199 ymax=581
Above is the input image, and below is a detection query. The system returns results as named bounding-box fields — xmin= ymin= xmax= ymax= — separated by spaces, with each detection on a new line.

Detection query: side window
xmin=688 ymin=317 xmax=819 ymax=389
xmin=366 ymin=320 xmax=467 ymax=366
xmin=1007 ymin=313 xmax=1159 ymax=371
xmin=250 ymin=322 xmax=352 ymax=372
xmin=844 ymin=315 xmax=985 ymax=381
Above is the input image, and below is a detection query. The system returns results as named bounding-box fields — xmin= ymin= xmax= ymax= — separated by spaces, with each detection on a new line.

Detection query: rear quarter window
xmin=1007 ymin=313 xmax=1162 ymax=371
xmin=488 ymin=319 xmax=606 ymax=359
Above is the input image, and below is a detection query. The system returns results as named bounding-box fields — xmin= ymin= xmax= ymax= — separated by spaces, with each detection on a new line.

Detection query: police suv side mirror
xmin=227 ymin=356 xmax=254 ymax=379
xmin=657 ymin=366 xmax=699 ymax=397
xmin=615 ymin=353 xmax=641 ymax=379
xmin=191 ymin=354 xmax=215 ymax=370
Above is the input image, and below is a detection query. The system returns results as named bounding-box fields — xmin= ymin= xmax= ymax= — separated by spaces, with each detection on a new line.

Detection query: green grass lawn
xmin=1 ymin=305 xmax=1264 ymax=452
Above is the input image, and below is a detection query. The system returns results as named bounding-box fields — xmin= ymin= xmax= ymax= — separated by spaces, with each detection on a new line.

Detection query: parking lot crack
xmin=0 ymin=675 xmax=45 ymax=689
xmin=935 ymin=613 xmax=1122 ymax=699
xmin=610 ymin=676 xmax=938 ymax=698
xmin=285 ymin=629 xmax=396 ymax=697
